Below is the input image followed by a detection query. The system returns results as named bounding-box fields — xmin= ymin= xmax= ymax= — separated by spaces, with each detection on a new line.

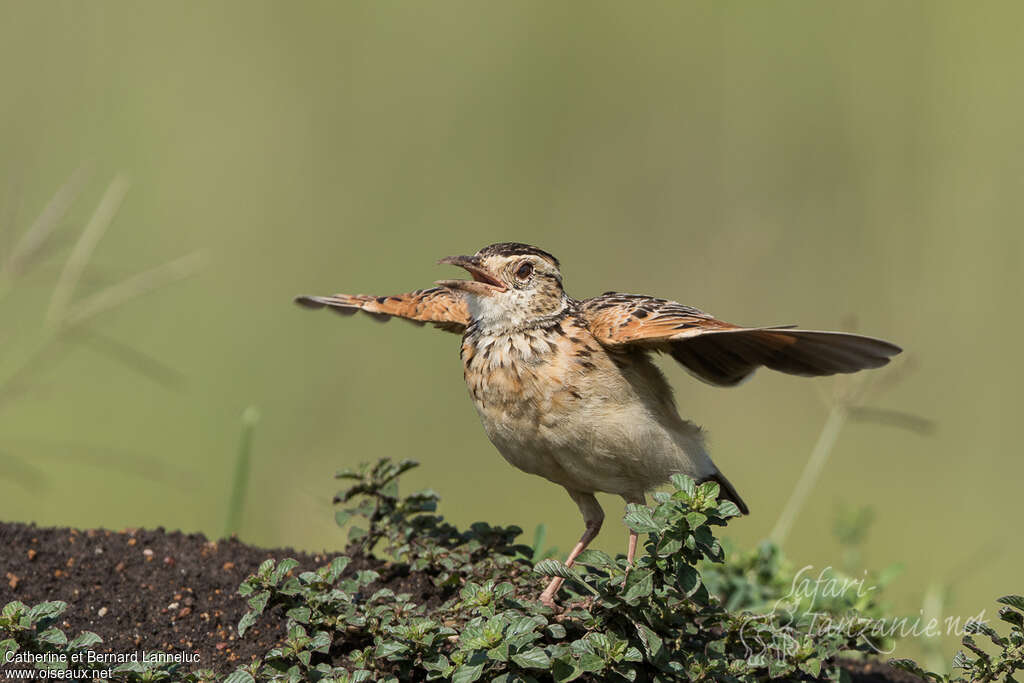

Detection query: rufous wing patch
xmin=580 ymin=293 xmax=901 ymax=386
xmin=295 ymin=287 xmax=470 ymax=334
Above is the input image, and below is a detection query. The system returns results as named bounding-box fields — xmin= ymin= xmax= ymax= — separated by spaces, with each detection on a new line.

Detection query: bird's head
xmin=437 ymin=242 xmax=567 ymax=330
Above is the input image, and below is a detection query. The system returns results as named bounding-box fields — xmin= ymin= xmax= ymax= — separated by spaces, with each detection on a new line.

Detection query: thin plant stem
xmin=770 ymin=404 xmax=849 ymax=546
xmin=224 ymin=406 xmax=260 ymax=539
xmin=47 ymin=175 xmax=130 ymax=325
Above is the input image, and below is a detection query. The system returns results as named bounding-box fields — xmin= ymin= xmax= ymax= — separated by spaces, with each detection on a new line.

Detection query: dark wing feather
xmin=581 ymin=293 xmax=901 ymax=386
xmin=295 ymin=287 xmax=469 ymax=334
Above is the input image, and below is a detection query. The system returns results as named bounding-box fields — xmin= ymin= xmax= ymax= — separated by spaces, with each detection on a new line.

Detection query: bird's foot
xmin=538 ymin=590 xmax=559 ymax=610
xmin=621 ymin=560 xmax=634 ymax=587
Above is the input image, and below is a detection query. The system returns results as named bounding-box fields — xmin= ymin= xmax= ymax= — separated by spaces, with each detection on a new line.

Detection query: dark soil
xmin=0 ymin=521 xmax=921 ymax=681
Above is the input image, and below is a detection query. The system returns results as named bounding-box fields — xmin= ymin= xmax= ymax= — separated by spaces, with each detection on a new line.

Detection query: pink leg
xmin=626 ymin=530 xmax=639 ymax=566
xmin=623 ymin=494 xmax=644 ymax=581
xmin=539 ymin=490 xmax=604 ymax=608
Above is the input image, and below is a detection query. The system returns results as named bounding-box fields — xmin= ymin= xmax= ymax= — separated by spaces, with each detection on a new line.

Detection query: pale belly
xmin=461 ymin=327 xmax=714 ymax=498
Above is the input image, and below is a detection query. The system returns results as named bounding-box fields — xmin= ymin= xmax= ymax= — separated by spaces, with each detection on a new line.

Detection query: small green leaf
xmin=669 ymin=473 xmax=696 ymax=496
xmin=634 ymin=623 xmax=663 ymax=659
xmin=997 ymin=595 xmax=1024 ymax=611
xmin=271 ymin=558 xmax=300 ymax=584
xmin=623 ymin=569 xmax=654 ymax=603
xmin=716 ymin=500 xmax=741 ymax=517
xmin=552 ymin=655 xmax=584 ymax=682
xmin=623 ymin=505 xmax=659 ymax=533
xmin=247 ymin=590 xmax=270 ymax=614
xmin=546 ymin=623 xmax=567 ymax=639
xmin=286 ymin=606 xmax=311 ymax=623
xmin=223 ymin=670 xmax=256 ymax=683
xmin=37 ymin=628 xmax=67 ymax=645
xmin=451 ymin=662 xmax=484 ymax=683
xmin=676 ymin=564 xmax=701 ymax=596
xmin=685 ymin=512 xmax=707 ymax=528
xmin=325 ymin=556 xmax=350 ymax=583
xmin=237 ymin=610 xmax=259 ymax=637
xmin=511 ymin=647 xmax=551 ymax=669
xmin=375 ymin=641 xmax=408 ymax=658
xmin=574 ymin=549 xmax=614 ymax=567
xmin=68 ymin=631 xmax=102 ymax=649
xmin=533 ymin=559 xmax=575 ymax=579
xmin=800 ymin=658 xmax=822 ymax=678
xmin=578 ymin=652 xmax=605 ymax=673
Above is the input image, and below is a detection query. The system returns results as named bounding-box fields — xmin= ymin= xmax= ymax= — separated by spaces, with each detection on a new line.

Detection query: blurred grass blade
xmin=5 ymin=166 xmax=89 ymax=280
xmin=0 ymin=452 xmax=48 ymax=490
xmin=2 ymin=438 xmax=195 ymax=488
xmin=61 ymin=250 xmax=206 ymax=329
xmin=848 ymin=406 xmax=935 ymax=435
xmin=71 ymin=326 xmax=186 ymax=390
xmin=770 ymin=405 xmax=848 ymax=546
xmin=48 ymin=174 xmax=130 ymax=325
xmin=224 ymin=406 xmax=260 ymax=539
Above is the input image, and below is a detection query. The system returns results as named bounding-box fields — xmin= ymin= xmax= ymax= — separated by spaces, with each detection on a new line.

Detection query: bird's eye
xmin=515 ymin=261 xmax=534 ymax=280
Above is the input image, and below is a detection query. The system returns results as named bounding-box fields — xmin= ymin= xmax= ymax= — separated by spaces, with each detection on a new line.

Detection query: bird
xmin=295 ymin=242 xmax=901 ymax=607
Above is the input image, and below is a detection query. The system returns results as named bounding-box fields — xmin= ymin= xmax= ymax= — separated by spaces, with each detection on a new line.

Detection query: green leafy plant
xmin=891 ymin=595 xmax=1024 ymax=683
xmin=5 ymin=459 xmax=1016 ymax=682
xmin=231 ymin=460 xmax=882 ymax=682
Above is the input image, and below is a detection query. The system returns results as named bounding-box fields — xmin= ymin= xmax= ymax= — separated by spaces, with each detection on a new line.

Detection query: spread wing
xmin=295 ymin=287 xmax=469 ymax=334
xmin=581 ymin=293 xmax=901 ymax=387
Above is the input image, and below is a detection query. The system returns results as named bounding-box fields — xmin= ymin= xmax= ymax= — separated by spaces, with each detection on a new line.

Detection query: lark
xmin=296 ymin=242 xmax=900 ymax=607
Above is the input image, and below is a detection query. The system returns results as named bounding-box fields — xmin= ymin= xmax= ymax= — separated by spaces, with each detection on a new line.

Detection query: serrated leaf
xmin=37 ymin=628 xmax=67 ymax=645
xmin=656 ymin=535 xmax=682 ymax=555
xmin=533 ymin=559 xmax=575 ymax=579
xmin=30 ymin=601 xmax=68 ymax=620
xmin=623 ymin=569 xmax=654 ymax=603
xmin=247 ymin=591 xmax=270 ymax=614
xmin=507 ymin=616 xmax=540 ymax=637
xmin=676 ymin=564 xmax=702 ymax=597
xmin=512 ymin=647 xmax=551 ymax=669
xmin=325 ymin=556 xmax=350 ymax=582
xmin=68 ymin=631 xmax=103 ymax=649
xmin=634 ymin=622 xmax=663 ymax=659
xmin=375 ymin=640 xmax=408 ymax=658
xmin=237 ymin=610 xmax=259 ymax=637
xmin=286 ymin=606 xmax=310 ymax=623
xmin=271 ymin=558 xmax=300 ymax=584
xmin=578 ymin=652 xmax=605 ymax=673
xmin=546 ymin=623 xmax=567 ymax=639
xmin=623 ymin=504 xmax=659 ymax=533
xmin=552 ymin=655 xmax=584 ymax=682
xmin=670 ymin=473 xmax=696 ymax=496
xmin=800 ymin=658 xmax=823 ymax=677
xmin=0 ymin=639 xmax=17 ymax=662
xmin=697 ymin=481 xmax=720 ymax=499
xmin=999 ymin=606 xmax=1024 ymax=627
xmin=998 ymin=595 xmax=1024 ymax=610
xmin=223 ymin=670 xmax=256 ymax=683
xmin=451 ymin=662 xmax=484 ymax=683
xmin=574 ymin=549 xmax=614 ymax=567
xmin=486 ymin=641 xmax=509 ymax=661
xmin=2 ymin=602 xmax=26 ymax=618
xmin=716 ymin=500 xmax=741 ymax=517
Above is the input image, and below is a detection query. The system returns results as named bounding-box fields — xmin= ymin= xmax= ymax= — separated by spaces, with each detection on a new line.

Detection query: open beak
xmin=436 ymin=255 xmax=507 ymax=295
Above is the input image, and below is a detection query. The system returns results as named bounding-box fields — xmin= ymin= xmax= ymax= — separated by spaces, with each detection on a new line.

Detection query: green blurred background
xmin=1 ymin=0 xmax=1021 ymax=660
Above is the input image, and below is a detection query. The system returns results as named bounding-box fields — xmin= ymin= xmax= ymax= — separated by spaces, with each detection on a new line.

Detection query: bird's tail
xmin=703 ymin=470 xmax=749 ymax=515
